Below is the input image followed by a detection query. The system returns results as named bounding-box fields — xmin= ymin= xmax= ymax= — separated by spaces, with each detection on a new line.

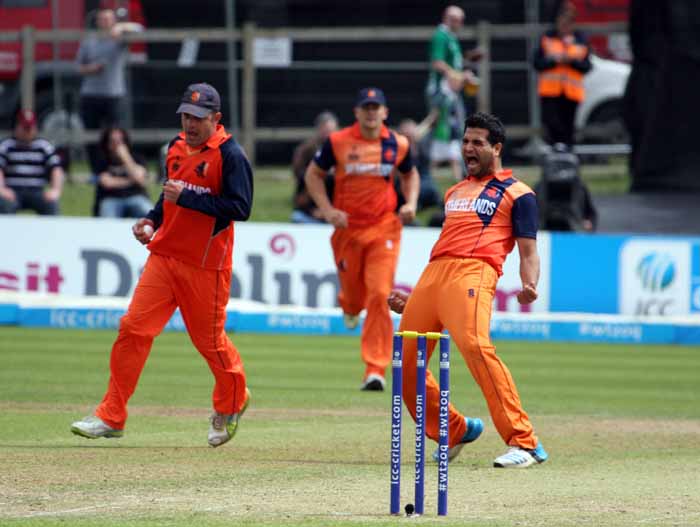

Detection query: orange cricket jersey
xmin=430 ymin=169 xmax=538 ymax=275
xmin=313 ymin=122 xmax=413 ymax=228
xmin=146 ymin=125 xmax=253 ymax=270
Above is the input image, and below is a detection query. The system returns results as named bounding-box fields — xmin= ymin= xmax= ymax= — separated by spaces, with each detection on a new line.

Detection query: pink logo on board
xmin=269 ymin=233 xmax=296 ymax=259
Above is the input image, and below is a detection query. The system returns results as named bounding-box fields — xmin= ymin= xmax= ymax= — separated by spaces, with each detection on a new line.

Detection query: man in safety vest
xmin=533 ymin=1 xmax=591 ymax=146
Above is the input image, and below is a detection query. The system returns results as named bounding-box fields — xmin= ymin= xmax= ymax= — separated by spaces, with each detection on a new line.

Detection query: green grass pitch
xmin=1 ymin=327 xmax=699 ymax=526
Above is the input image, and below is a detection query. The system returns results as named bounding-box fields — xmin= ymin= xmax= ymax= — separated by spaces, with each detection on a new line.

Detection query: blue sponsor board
xmin=491 ymin=317 xmax=696 ymax=344
xmin=3 ymin=301 xmax=699 ymax=344
xmin=12 ymin=306 xmax=189 ymax=332
xmin=549 ymin=233 xmax=625 ymax=314
xmin=0 ymin=302 xmax=18 ymax=324
xmin=549 ymin=233 xmax=700 ymax=316
xmin=692 ymin=244 xmax=700 ymax=314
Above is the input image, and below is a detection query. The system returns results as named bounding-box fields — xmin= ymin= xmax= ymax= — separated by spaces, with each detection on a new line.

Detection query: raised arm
xmin=110 ymin=21 xmax=144 ymax=38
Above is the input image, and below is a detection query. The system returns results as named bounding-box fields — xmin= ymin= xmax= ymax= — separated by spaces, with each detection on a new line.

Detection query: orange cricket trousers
xmin=331 ymin=213 xmax=402 ymax=378
xmin=95 ymin=253 xmax=247 ymax=430
xmin=399 ymin=257 xmax=538 ymax=450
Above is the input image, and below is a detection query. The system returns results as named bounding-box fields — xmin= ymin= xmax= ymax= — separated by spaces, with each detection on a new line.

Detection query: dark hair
xmin=99 ymin=126 xmax=132 ymax=156
xmin=314 ymin=111 xmax=338 ymax=127
xmin=464 ymin=112 xmax=506 ymax=146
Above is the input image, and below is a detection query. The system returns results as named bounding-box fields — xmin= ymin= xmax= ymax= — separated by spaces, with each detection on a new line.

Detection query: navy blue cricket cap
xmin=355 ymin=87 xmax=387 ymax=107
xmin=176 ymin=83 xmax=221 ymax=118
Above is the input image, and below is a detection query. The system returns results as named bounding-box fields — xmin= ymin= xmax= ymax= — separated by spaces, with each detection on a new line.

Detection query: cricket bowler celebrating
xmin=388 ymin=112 xmax=548 ymax=468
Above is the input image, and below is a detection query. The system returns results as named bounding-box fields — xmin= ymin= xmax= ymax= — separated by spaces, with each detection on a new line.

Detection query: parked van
xmin=577 ymin=54 xmax=631 ymax=143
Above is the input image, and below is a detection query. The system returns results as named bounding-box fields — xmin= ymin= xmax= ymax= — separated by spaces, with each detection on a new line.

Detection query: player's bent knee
xmin=457 ymin=336 xmax=484 ymax=357
xmin=118 ymin=316 xmax=161 ymax=339
xmin=191 ymin=336 xmax=233 ymax=359
xmin=367 ymin=290 xmax=392 ymax=306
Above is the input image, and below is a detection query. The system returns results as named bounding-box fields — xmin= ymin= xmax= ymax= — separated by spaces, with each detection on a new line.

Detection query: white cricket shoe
xmin=494 ymin=442 xmax=548 ymax=468
xmin=71 ymin=416 xmax=123 ymax=439
xmin=208 ymin=388 xmax=251 ymax=448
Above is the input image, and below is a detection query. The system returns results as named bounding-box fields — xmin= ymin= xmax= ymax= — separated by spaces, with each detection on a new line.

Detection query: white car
xmin=576 ymin=54 xmax=631 ymax=143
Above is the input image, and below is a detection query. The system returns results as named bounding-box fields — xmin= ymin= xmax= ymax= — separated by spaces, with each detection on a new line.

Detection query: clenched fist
xmin=517 ymin=283 xmax=538 ymax=305
xmin=132 ymin=218 xmax=155 ymax=245
xmin=387 ymin=289 xmax=409 ymax=314
xmin=164 ymin=180 xmax=185 ymax=203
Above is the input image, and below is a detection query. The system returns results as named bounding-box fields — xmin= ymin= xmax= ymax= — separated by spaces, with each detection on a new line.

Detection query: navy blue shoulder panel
xmin=167 ymin=136 xmax=182 ymax=149
xmin=380 ymin=131 xmax=400 ymax=181
xmin=512 ymin=192 xmax=538 ymax=238
xmin=313 ymin=137 xmax=336 ymax=171
xmin=475 ymin=177 xmax=517 ymax=227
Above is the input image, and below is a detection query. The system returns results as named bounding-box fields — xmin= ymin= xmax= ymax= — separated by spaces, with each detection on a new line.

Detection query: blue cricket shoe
xmin=431 ymin=416 xmax=484 ymax=462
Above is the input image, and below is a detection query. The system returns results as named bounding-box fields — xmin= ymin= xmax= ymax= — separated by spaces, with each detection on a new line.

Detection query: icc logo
xmin=637 ymin=252 xmax=675 ymax=292
xmin=619 ymin=240 xmax=689 ymax=316
xmin=635 ymin=252 xmax=676 ymax=315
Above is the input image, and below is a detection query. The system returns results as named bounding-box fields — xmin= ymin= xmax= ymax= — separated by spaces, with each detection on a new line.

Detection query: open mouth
xmin=466 ymin=156 xmax=479 ymax=167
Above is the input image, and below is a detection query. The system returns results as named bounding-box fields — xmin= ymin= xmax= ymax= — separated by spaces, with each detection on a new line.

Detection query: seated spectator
xmin=0 ymin=109 xmax=64 ymax=215
xmin=291 ymin=111 xmax=338 ymax=223
xmin=94 ymin=126 xmax=152 ymax=218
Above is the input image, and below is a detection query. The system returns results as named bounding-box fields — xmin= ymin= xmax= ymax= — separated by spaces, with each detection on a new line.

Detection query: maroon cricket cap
xmin=176 ymin=83 xmax=221 ymax=118
xmin=16 ymin=109 xmax=37 ymax=128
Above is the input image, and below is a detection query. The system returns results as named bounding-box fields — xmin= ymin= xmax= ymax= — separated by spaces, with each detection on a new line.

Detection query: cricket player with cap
xmin=305 ymin=87 xmax=419 ymax=391
xmin=71 ymin=82 xmax=254 ymax=448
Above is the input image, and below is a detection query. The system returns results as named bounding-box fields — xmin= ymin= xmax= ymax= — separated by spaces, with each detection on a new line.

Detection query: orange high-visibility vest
xmin=537 ymin=35 xmax=588 ymax=102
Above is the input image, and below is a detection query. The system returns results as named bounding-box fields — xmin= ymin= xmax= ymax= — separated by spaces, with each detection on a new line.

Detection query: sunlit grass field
xmin=1 ymin=327 xmax=699 ymax=526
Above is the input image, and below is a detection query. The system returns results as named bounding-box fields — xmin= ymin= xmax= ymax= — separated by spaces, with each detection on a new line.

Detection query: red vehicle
xmin=0 ymin=0 xmax=146 ymax=127
xmin=570 ymin=0 xmax=630 ymax=61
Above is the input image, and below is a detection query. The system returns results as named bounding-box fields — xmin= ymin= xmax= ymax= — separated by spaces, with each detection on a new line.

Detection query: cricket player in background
xmin=71 ymin=82 xmax=254 ymax=448
xmin=305 ymin=88 xmax=419 ymax=391
xmin=388 ymin=112 xmax=549 ymax=468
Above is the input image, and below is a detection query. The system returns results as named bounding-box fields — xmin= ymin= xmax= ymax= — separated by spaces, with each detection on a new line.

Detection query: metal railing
xmin=0 ymin=21 xmax=628 ymax=165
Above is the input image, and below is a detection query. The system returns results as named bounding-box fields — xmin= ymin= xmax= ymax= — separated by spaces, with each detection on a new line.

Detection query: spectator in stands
xmin=533 ymin=1 xmax=591 ymax=146
xmin=426 ymin=5 xmax=483 ymax=181
xmin=94 ymin=126 xmax=152 ymax=218
xmin=0 ymin=109 xmax=64 ymax=215
xmin=76 ymin=7 xmax=143 ymax=175
xmin=291 ymin=111 xmax=338 ymax=223
xmin=394 ymin=118 xmax=443 ymax=225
